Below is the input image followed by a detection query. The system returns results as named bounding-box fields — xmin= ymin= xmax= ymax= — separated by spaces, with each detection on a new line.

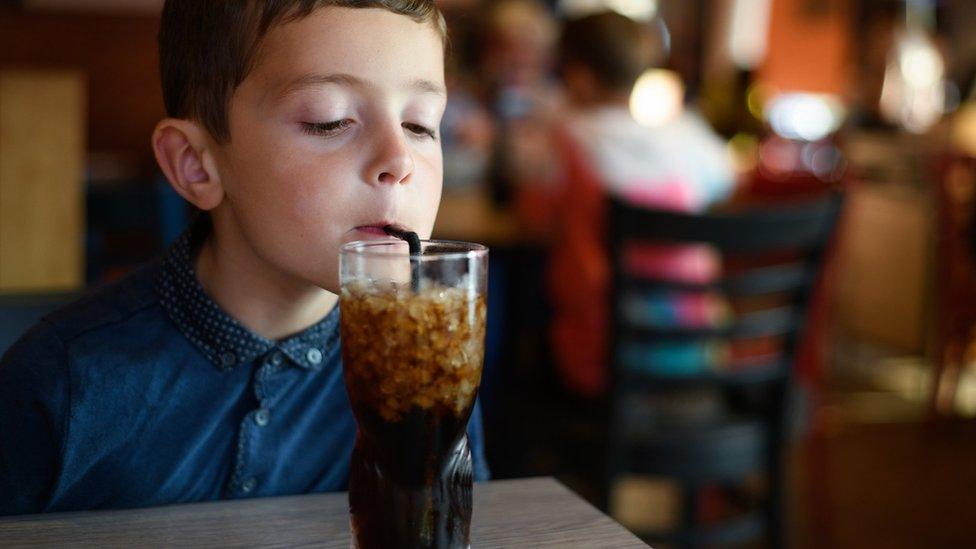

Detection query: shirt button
xmin=269 ymin=351 xmax=284 ymax=367
xmin=241 ymin=477 xmax=257 ymax=494
xmin=254 ymin=408 xmax=270 ymax=427
xmin=306 ymin=347 xmax=323 ymax=365
xmin=220 ymin=352 xmax=237 ymax=367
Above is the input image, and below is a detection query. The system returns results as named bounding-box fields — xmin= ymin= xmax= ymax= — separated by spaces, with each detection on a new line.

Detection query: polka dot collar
xmin=156 ymin=214 xmax=339 ymax=372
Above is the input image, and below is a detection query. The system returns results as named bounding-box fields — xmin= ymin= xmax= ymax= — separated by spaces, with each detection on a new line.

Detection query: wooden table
xmin=0 ymin=478 xmax=646 ymax=548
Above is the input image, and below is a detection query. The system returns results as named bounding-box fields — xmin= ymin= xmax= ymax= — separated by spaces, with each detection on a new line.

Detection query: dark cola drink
xmin=340 ymin=280 xmax=486 ymax=549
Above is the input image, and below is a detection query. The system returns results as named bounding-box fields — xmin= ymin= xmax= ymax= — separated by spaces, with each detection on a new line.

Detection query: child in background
xmin=543 ymin=11 xmax=737 ymax=398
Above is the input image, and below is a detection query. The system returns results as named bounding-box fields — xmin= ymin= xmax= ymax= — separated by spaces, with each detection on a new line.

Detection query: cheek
xmin=224 ymin=138 xmax=297 ymax=202
xmin=413 ymin=149 xmax=443 ymax=236
xmin=282 ymin=168 xmax=358 ymax=240
xmin=243 ymin=149 xmax=335 ymax=213
xmin=414 ymin=145 xmax=442 ymax=190
xmin=228 ymin=149 xmax=348 ymax=247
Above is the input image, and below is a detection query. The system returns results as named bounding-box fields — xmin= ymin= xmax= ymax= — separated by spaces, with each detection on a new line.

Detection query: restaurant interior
xmin=1 ymin=0 xmax=975 ymax=547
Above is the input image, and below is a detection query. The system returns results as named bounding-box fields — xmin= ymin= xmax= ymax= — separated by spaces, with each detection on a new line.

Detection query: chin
xmin=307 ymin=273 xmax=340 ymax=295
xmin=287 ymin=265 xmax=339 ymax=295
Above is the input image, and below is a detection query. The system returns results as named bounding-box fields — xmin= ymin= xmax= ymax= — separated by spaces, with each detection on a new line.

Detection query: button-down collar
xmin=156 ymin=214 xmax=339 ymax=372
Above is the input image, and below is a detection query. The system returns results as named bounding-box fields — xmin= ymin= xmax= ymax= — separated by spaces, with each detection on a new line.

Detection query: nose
xmin=366 ymin=124 xmax=415 ymax=186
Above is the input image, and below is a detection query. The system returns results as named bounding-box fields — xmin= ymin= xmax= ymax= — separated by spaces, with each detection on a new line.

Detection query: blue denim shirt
xmin=0 ymin=218 xmax=490 ymax=515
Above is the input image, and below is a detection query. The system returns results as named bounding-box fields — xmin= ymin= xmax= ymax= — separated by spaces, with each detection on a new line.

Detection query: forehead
xmin=247 ymin=6 xmax=446 ymax=100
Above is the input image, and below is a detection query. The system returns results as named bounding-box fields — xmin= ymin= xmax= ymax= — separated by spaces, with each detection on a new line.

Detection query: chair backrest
xmin=607 ymin=192 xmax=844 ymax=391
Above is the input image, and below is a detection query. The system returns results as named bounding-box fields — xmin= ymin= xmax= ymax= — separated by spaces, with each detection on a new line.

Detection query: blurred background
xmin=1 ymin=0 xmax=976 ymax=546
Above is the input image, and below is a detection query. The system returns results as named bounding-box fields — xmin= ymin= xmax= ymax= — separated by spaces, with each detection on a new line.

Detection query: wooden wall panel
xmin=833 ymin=183 xmax=929 ymax=352
xmin=0 ymin=70 xmax=86 ymax=292
xmin=0 ymin=9 xmax=163 ymax=175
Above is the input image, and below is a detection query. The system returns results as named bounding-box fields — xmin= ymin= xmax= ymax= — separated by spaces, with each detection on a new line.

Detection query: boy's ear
xmin=152 ymin=118 xmax=224 ymax=211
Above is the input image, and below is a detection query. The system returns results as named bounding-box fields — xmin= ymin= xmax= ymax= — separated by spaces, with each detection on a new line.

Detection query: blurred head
xmin=481 ymin=0 xmax=557 ymax=87
xmin=558 ymin=11 xmax=655 ymax=106
xmin=152 ymin=0 xmax=449 ymax=293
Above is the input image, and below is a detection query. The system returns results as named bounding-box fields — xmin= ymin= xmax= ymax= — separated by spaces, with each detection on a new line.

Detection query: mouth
xmin=354 ymin=226 xmax=389 ymax=236
xmin=351 ymin=222 xmax=411 ymax=239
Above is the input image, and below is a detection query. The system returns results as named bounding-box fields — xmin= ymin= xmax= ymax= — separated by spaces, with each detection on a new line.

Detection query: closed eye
xmin=301 ymin=120 xmax=353 ymax=137
xmin=403 ymin=122 xmax=437 ymax=140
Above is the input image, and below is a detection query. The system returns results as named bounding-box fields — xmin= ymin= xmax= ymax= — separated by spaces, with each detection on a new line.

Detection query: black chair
xmin=605 ymin=193 xmax=844 ymax=548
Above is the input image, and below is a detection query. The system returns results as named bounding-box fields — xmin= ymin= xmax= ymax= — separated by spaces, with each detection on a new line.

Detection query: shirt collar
xmin=156 ymin=214 xmax=340 ymax=372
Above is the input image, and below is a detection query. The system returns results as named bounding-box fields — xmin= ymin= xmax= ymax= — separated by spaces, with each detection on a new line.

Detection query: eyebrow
xmin=274 ymin=72 xmax=446 ymax=101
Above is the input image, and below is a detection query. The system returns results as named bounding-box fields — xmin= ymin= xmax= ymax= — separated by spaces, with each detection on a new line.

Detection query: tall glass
xmin=339 ymin=239 xmax=488 ymax=549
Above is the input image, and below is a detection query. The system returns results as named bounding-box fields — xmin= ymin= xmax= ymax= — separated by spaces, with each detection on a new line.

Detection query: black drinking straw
xmin=383 ymin=225 xmax=422 ymax=292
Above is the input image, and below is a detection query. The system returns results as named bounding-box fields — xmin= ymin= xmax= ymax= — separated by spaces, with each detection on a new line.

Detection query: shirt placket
xmin=226 ymin=348 xmax=293 ymax=497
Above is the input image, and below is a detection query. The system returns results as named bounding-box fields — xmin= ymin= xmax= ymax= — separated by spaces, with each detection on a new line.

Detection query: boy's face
xmin=211 ymin=7 xmax=446 ymax=293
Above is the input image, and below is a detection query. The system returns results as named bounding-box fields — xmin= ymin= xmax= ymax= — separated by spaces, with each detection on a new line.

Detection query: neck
xmin=193 ymin=215 xmax=337 ymax=341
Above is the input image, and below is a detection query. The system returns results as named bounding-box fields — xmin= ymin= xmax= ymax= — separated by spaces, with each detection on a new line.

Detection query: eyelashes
xmin=300 ymin=120 xmax=352 ymax=137
xmin=402 ymin=123 xmax=437 ymax=140
xmin=300 ymin=120 xmax=438 ymax=141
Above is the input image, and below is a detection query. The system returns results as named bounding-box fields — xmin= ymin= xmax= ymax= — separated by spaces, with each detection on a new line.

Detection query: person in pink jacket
xmin=536 ymin=11 xmax=736 ymax=398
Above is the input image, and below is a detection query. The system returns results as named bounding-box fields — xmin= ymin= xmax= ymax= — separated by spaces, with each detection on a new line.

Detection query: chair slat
xmin=618 ymin=305 xmax=801 ymax=342
xmin=615 ymin=357 xmax=789 ymax=387
xmin=621 ymin=262 xmax=813 ymax=297
xmin=611 ymin=192 xmax=843 ymax=253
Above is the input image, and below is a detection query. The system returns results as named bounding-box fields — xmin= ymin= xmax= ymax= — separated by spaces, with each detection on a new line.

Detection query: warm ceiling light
xmin=629 ymin=69 xmax=684 ymax=128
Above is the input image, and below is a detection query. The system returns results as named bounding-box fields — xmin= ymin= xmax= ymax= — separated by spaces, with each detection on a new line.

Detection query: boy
xmin=0 ymin=0 xmax=489 ymax=515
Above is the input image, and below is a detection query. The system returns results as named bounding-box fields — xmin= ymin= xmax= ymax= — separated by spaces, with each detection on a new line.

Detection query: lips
xmin=355 ymin=226 xmax=389 ymax=236
xmin=351 ymin=221 xmax=411 ymax=239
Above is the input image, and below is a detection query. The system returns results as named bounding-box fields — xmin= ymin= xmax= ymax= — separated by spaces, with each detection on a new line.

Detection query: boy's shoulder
xmin=43 ymin=259 xmax=163 ymax=343
xmin=2 ymin=259 xmax=164 ymax=367
xmin=0 ymin=258 xmax=168 ymax=411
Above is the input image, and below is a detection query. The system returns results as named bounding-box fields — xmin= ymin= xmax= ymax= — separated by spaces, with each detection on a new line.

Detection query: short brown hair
xmin=558 ymin=11 xmax=654 ymax=93
xmin=159 ymin=0 xmax=447 ymax=142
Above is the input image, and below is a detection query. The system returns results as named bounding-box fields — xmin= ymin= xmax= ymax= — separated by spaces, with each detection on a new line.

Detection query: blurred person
xmin=931 ymin=91 xmax=976 ymax=415
xmin=479 ymin=0 xmax=563 ymax=217
xmin=0 ymin=0 xmax=490 ymax=515
xmin=438 ymin=0 xmax=498 ymax=192
xmin=543 ymin=11 xmax=737 ymax=399
xmin=440 ymin=80 xmax=497 ymax=192
xmin=480 ymin=0 xmax=557 ymax=92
